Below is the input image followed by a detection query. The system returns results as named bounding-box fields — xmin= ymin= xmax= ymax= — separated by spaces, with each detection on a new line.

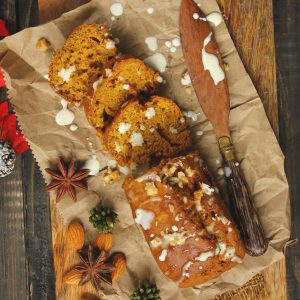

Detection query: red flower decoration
xmin=0 ymin=68 xmax=6 ymax=87
xmin=0 ymin=101 xmax=29 ymax=154
xmin=0 ymin=19 xmax=9 ymax=38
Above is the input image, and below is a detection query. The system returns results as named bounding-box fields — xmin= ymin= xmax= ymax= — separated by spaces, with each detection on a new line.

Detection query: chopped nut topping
xmin=145 ymin=182 xmax=158 ymax=196
xmin=104 ymin=168 xmax=121 ymax=183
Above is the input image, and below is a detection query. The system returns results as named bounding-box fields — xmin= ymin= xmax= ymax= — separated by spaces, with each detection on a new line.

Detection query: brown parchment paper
xmin=0 ymin=0 xmax=290 ymax=299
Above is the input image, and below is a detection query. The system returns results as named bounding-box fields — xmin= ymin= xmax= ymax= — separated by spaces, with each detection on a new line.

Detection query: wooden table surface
xmin=1 ymin=0 xmax=299 ymax=299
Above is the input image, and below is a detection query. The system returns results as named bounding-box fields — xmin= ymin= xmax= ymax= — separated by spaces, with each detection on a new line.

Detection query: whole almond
xmin=63 ymin=268 xmax=82 ymax=285
xmin=66 ymin=221 xmax=85 ymax=250
xmin=94 ymin=233 xmax=113 ymax=252
xmin=110 ymin=252 xmax=126 ymax=281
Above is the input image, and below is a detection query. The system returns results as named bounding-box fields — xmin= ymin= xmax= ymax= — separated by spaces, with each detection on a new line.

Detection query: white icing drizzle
xmin=145 ymin=36 xmax=158 ymax=51
xmin=150 ymin=237 xmax=163 ymax=248
xmin=58 ymin=66 xmax=76 ymax=83
xmin=145 ymin=107 xmax=156 ymax=119
xmin=92 ymin=78 xmax=102 ymax=92
xmin=118 ymin=122 xmax=131 ymax=134
xmin=135 ymin=208 xmax=155 ymax=230
xmin=183 ymin=111 xmax=198 ymax=121
xmin=200 ymin=182 xmax=215 ymax=195
xmin=195 ymin=251 xmax=214 ymax=261
xmin=69 ymin=124 xmax=78 ymax=131
xmin=231 ymin=255 xmax=243 ymax=263
xmin=83 ymin=155 xmax=100 ymax=176
xmin=118 ymin=165 xmax=130 ymax=175
xmin=206 ymin=12 xmax=223 ymax=27
xmin=110 ymin=3 xmax=124 ymax=17
xmin=129 ymin=131 xmax=144 ymax=147
xmin=182 ymin=261 xmax=193 ymax=278
xmin=159 ymin=249 xmax=168 ymax=261
xmin=136 ymin=173 xmax=161 ymax=182
xmin=144 ymin=53 xmax=167 ymax=73
xmin=202 ymin=32 xmax=225 ymax=85
xmin=181 ymin=72 xmax=191 ymax=86
xmin=216 ymin=241 xmax=227 ymax=255
xmin=55 ymin=99 xmax=75 ymax=126
xmin=107 ymin=159 xmax=117 ymax=169
xmin=224 ymin=247 xmax=236 ymax=259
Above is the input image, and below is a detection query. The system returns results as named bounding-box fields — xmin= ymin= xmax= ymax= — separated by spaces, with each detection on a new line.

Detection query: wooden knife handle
xmin=218 ymin=136 xmax=268 ymax=256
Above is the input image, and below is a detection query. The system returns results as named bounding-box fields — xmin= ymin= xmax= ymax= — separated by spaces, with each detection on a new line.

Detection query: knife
xmin=179 ymin=0 xmax=268 ymax=256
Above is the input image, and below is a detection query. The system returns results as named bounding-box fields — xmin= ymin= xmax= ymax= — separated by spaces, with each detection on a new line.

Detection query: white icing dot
xmin=224 ymin=166 xmax=232 ymax=177
xmin=106 ymin=40 xmax=116 ymax=49
xmin=218 ymin=168 xmax=225 ymax=176
xmin=144 ymin=53 xmax=167 ymax=73
xmin=193 ymin=13 xmax=200 ymax=19
xmin=156 ymin=75 xmax=163 ymax=83
xmin=145 ymin=36 xmax=158 ymax=51
xmin=123 ymin=83 xmax=130 ymax=90
xmin=83 ymin=155 xmax=100 ymax=176
xmin=147 ymin=7 xmax=155 ymax=14
xmin=235 ymin=162 xmax=240 ymax=166
xmin=159 ymin=249 xmax=168 ymax=261
xmin=165 ymin=41 xmax=172 ymax=48
xmin=169 ymin=127 xmax=178 ymax=134
xmin=172 ymin=37 xmax=181 ymax=47
xmin=170 ymin=47 xmax=177 ymax=53
xmin=118 ymin=122 xmax=131 ymax=134
xmin=145 ymin=107 xmax=156 ymax=119
xmin=196 ymin=130 xmax=203 ymax=136
xmin=58 ymin=66 xmax=76 ymax=82
xmin=69 ymin=124 xmax=78 ymax=131
xmin=129 ymin=131 xmax=144 ymax=147
xmin=111 ymin=16 xmax=116 ymax=21
xmin=135 ymin=208 xmax=155 ymax=230
xmin=110 ymin=3 xmax=124 ymax=17
xmin=55 ymin=99 xmax=75 ymax=126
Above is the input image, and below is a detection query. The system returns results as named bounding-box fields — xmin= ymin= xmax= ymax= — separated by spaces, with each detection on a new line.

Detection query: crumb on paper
xmin=36 ymin=38 xmax=51 ymax=51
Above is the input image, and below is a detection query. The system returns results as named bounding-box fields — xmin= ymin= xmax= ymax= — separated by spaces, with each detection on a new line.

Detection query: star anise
xmin=75 ymin=244 xmax=115 ymax=291
xmin=45 ymin=157 xmax=90 ymax=203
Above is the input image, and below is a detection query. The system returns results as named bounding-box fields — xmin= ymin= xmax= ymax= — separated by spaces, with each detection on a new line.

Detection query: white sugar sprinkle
xmin=147 ymin=7 xmax=154 ymax=14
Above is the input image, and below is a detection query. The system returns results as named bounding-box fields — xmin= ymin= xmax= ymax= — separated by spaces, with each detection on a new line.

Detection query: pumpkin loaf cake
xmin=123 ymin=152 xmax=245 ymax=288
xmin=85 ymin=57 xmax=161 ymax=133
xmin=103 ymin=96 xmax=191 ymax=166
xmin=49 ymin=24 xmax=117 ymax=105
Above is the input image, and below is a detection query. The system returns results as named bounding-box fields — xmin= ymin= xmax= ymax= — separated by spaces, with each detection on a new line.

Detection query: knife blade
xmin=180 ymin=0 xmax=268 ymax=256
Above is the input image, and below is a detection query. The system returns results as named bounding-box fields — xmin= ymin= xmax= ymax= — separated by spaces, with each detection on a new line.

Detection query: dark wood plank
xmin=0 ymin=1 xmax=55 ymax=299
xmin=273 ymin=0 xmax=300 ymax=299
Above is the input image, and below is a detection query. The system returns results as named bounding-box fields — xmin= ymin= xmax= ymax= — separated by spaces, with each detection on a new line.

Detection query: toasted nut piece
xmin=63 ymin=268 xmax=83 ymax=285
xmin=110 ymin=252 xmax=126 ymax=281
xmin=66 ymin=221 xmax=85 ymax=250
xmin=94 ymin=233 xmax=113 ymax=252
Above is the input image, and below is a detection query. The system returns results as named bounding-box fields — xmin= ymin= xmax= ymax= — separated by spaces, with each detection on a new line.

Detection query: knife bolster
xmin=218 ymin=136 xmax=235 ymax=161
